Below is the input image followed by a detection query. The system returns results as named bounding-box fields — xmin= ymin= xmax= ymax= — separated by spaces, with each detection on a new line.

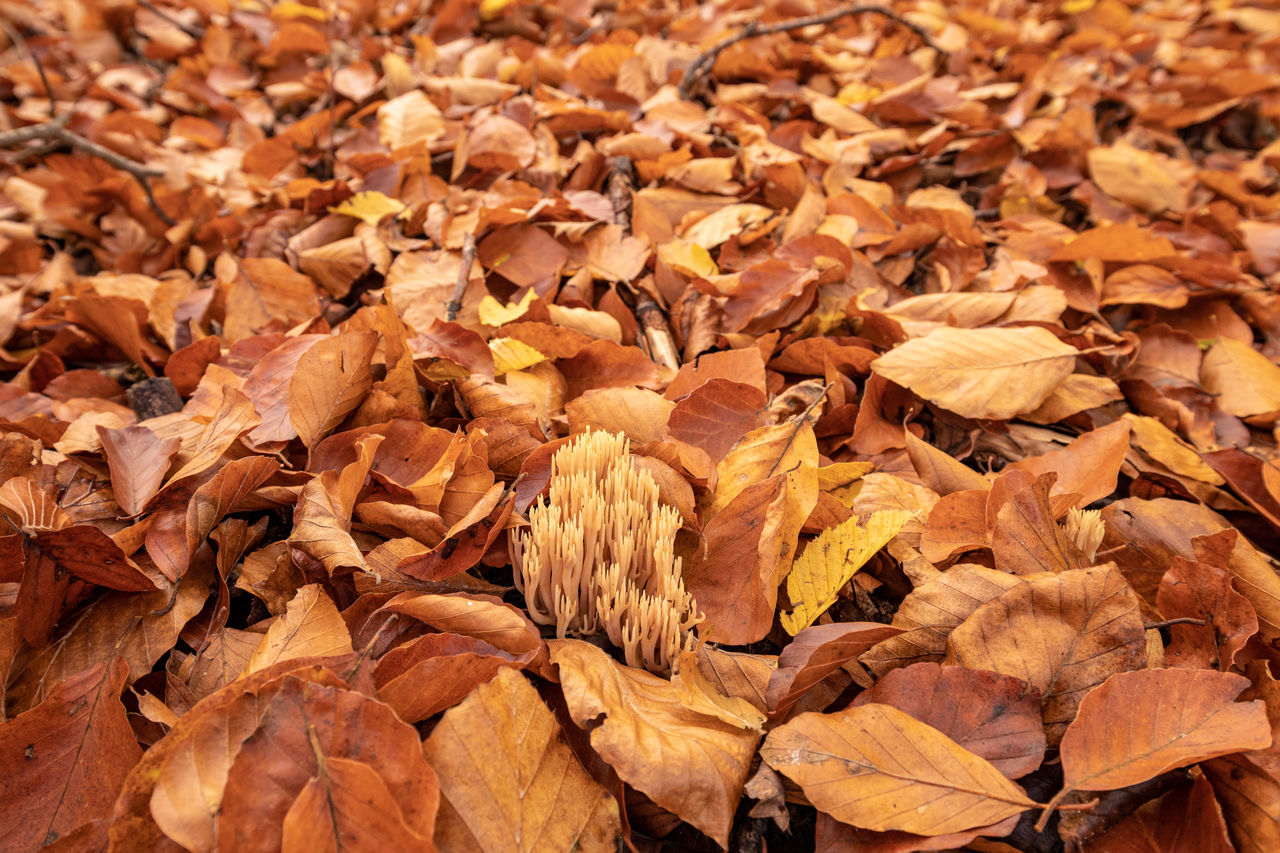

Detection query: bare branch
xmin=678 ymin=4 xmax=947 ymax=100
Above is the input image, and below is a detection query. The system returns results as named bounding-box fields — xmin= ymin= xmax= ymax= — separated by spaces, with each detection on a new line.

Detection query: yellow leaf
xmin=835 ymin=81 xmax=882 ymax=105
xmin=781 ymin=510 xmax=915 ymax=635
xmin=1061 ymin=0 xmax=1096 ymax=12
xmin=489 ymin=337 xmax=546 ymax=376
xmin=478 ymin=289 xmax=535 ymax=326
xmin=269 ymin=0 xmax=328 ymax=21
xmin=815 ymin=461 xmax=876 ymax=507
xmin=479 ymin=0 xmax=516 ymax=20
xmin=658 ymin=239 xmax=718 ymax=278
xmin=329 ymin=191 xmax=407 ymax=226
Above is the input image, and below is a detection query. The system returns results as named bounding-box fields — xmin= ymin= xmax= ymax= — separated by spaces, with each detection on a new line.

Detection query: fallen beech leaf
xmin=1007 ymin=419 xmax=1131 ymax=508
xmin=0 ymin=658 xmax=140 ymax=851
xmin=1050 ymin=223 xmax=1175 ymax=263
xmin=165 ymin=385 xmax=262 ymax=484
xmin=329 ymin=190 xmax=407 ymax=226
xmin=215 ymin=676 xmax=439 ymax=853
xmin=850 ymin=662 xmax=1046 ymax=779
xmin=423 ymin=668 xmax=621 ymax=851
xmin=860 ymin=565 xmax=1022 ymax=677
xmin=761 ymin=703 xmax=1037 ymax=835
xmin=990 ymin=473 xmax=1090 ymax=574
xmin=1207 ymin=758 xmax=1280 ymax=853
xmin=551 ymin=639 xmax=758 ymax=849
xmin=290 ymin=434 xmax=382 ymax=575
xmin=1200 ymin=337 xmax=1280 ymax=417
xmin=1087 ymin=773 xmax=1233 ymax=853
xmin=33 ymin=525 xmax=159 ymax=591
xmin=1087 ymin=144 xmax=1192 ymax=214
xmin=378 ymin=90 xmax=445 ymax=149
xmin=870 ymin=326 xmax=1079 ymax=420
xmin=280 ymin=756 xmax=434 ymax=853
xmin=374 ymin=631 xmax=531 ymax=722
xmin=945 ymin=564 xmax=1147 ymax=743
xmin=904 ymin=430 xmax=989 ymax=495
xmin=766 ymin=622 xmax=904 ymax=720
xmin=683 ymin=468 xmax=816 ymax=645
xmin=289 ymin=331 xmax=377 ymax=448
xmin=1052 ymin=669 xmax=1270 ymax=804
xmin=97 ymin=424 xmax=180 ymax=516
xmin=665 ymin=379 xmax=768 ymax=463
xmin=1157 ymin=530 xmax=1258 ymax=670
xmin=136 ymin=664 xmax=352 ymax=851
xmin=780 ymin=510 xmax=915 ymax=634
xmin=672 ymin=651 xmax=766 ymax=730
xmin=245 ymin=584 xmax=355 ymax=675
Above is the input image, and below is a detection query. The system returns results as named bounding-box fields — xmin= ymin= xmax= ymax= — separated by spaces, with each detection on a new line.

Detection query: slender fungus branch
xmin=446 ymin=232 xmax=477 ymax=322
xmin=678 ymin=4 xmax=947 ymax=100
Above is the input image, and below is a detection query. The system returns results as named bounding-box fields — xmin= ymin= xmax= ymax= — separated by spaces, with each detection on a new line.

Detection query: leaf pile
xmin=1 ymin=0 xmax=1279 ymax=850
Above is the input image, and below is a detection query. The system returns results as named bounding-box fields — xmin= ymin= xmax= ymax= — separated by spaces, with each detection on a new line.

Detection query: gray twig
xmin=678 ymin=4 xmax=947 ymax=100
xmin=446 ymin=232 xmax=478 ymax=322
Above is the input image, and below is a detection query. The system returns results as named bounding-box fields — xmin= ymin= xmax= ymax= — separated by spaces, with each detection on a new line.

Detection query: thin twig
xmin=0 ymin=32 xmax=176 ymax=226
xmin=607 ymin=156 xmax=681 ymax=370
xmin=1144 ymin=617 xmax=1208 ymax=630
xmin=678 ymin=4 xmax=947 ymax=100
xmin=446 ymin=232 xmax=477 ymax=322
xmin=0 ymin=115 xmax=70 ymax=146
xmin=0 ymin=19 xmax=56 ymax=119
xmin=136 ymin=0 xmax=205 ymax=39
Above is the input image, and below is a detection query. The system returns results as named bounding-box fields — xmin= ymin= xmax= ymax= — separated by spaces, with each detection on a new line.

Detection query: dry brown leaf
xmin=0 ymin=658 xmax=140 ymax=851
xmin=245 ymin=584 xmax=355 ymax=675
xmin=850 ymin=663 xmax=1046 ymax=779
xmin=945 ymin=564 xmax=1147 ymax=743
xmin=289 ymin=331 xmax=377 ymax=448
xmin=550 ymin=639 xmax=758 ymax=849
xmin=870 ymin=327 xmax=1079 ymax=420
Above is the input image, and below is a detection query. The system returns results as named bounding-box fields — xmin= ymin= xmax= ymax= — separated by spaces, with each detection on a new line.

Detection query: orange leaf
xmin=423 ymin=668 xmax=621 ymax=850
xmin=551 ymin=639 xmax=758 ymax=849
xmin=289 ymin=331 xmax=377 ymax=448
xmin=1056 ymin=669 xmax=1271 ymax=798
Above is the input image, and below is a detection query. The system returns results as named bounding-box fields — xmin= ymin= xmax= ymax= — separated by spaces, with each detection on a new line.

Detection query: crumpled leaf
xmin=945 ymin=564 xmax=1148 ymax=743
xmin=550 ymin=639 xmax=758 ymax=849
xmin=245 ymin=584 xmax=355 ymax=675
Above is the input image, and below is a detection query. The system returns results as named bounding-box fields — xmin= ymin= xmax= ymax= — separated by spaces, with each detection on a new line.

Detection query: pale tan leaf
xmin=289 ymin=331 xmax=377 ymax=448
xmin=761 ymin=703 xmax=1036 ymax=835
xmin=871 ymin=326 xmax=1079 ymax=420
